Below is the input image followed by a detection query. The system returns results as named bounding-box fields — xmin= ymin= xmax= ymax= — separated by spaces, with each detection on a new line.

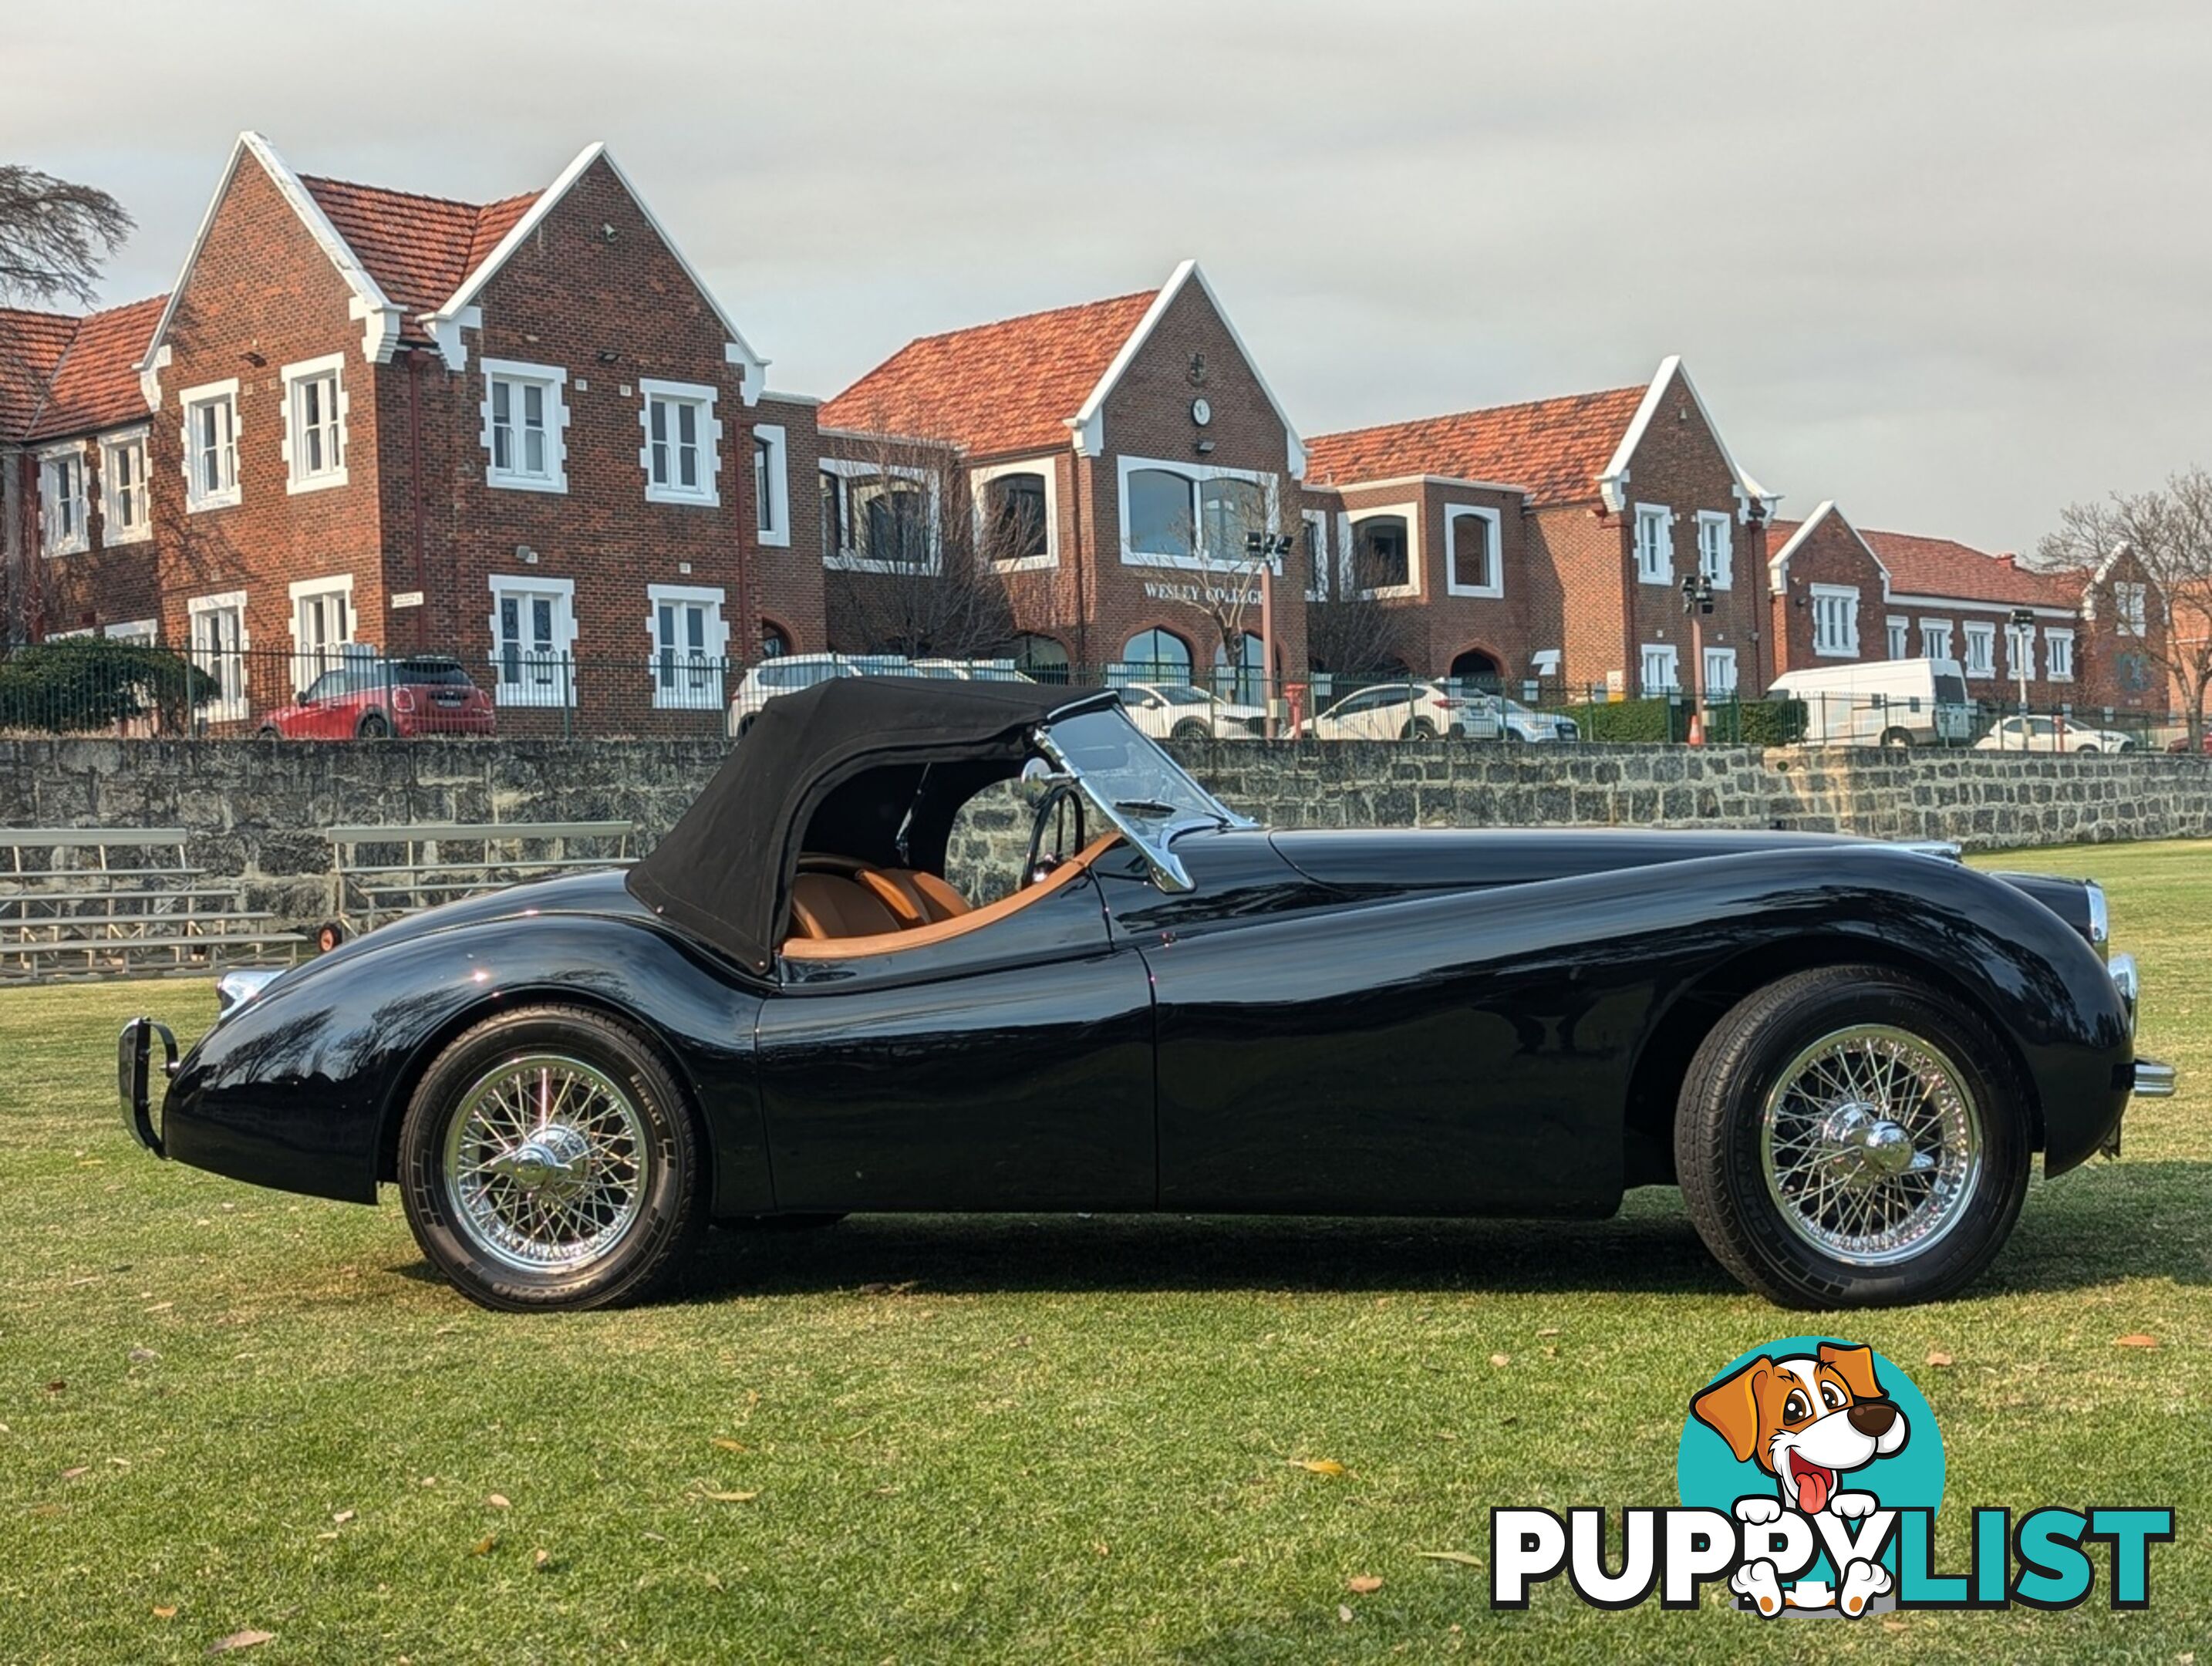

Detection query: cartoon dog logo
xmin=1691 ymin=1341 xmax=1909 ymax=1617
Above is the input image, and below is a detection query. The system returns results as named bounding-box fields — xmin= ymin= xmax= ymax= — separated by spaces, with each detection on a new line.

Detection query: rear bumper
xmin=116 ymin=1017 xmax=177 ymax=1157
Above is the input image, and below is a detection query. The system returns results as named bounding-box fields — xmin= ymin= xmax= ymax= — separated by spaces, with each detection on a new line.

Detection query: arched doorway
xmin=760 ymin=620 xmax=792 ymax=659
xmin=1212 ymin=631 xmax=1267 ymax=704
xmin=1010 ymin=632 xmax=1071 ymax=683
xmin=1449 ymin=647 xmax=1502 ymax=690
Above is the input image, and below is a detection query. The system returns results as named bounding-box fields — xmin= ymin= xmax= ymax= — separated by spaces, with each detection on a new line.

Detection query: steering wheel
xmin=1023 ymin=782 xmax=1087 ymax=888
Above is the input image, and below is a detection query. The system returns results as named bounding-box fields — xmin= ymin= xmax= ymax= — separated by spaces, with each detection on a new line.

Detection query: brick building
xmin=7 ymin=130 xmax=818 ymax=730
xmin=1304 ymin=357 xmax=1779 ymax=698
xmin=818 ymin=260 xmax=1310 ymax=690
xmin=1767 ymin=501 xmax=2167 ymax=717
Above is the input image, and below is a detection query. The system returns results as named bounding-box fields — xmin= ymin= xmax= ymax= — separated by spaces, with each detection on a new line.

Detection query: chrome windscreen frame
xmin=1033 ymin=708 xmax=1256 ymax=895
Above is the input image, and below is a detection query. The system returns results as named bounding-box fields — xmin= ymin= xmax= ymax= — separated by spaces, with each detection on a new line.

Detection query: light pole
xmin=1246 ymin=531 xmax=1294 ymax=739
xmin=1681 ymin=569 xmax=1715 ymax=745
xmin=2009 ymin=605 xmax=2035 ymax=747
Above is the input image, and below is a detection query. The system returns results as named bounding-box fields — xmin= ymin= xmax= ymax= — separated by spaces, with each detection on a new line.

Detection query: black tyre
xmin=1880 ymin=727 xmax=1914 ymax=749
xmin=1401 ymin=719 xmax=1440 ymax=740
xmin=398 ymin=1005 xmax=706 ymax=1311
xmin=2076 ymin=744 xmax=2099 ymax=755
xmin=257 ymin=726 xmax=282 ymax=741
xmin=356 ymin=710 xmax=391 ymax=739
xmin=1674 ymin=966 xmax=2029 ymax=1307
xmin=1172 ymin=718 xmax=1212 ymax=740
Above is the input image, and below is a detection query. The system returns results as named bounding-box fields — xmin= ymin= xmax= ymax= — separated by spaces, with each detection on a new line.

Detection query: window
xmin=104 ymin=618 xmax=157 ymax=644
xmin=99 ymin=431 xmax=150 ymax=543
xmin=188 ymin=592 xmax=250 ymax=722
xmin=647 ymin=584 xmax=728 ymax=710
xmin=487 ymin=575 xmax=578 ymax=707
xmin=1011 ymin=633 xmax=1071 ymax=683
xmin=290 ymin=575 xmax=356 ymax=680
xmin=281 ymin=354 xmax=346 ymax=492
xmin=974 ymin=464 xmax=1053 ymax=567
xmin=1214 ymin=631 xmax=1267 ymax=704
xmin=1120 ymin=627 xmax=1192 ymax=681
xmin=1640 ymin=643 xmax=1681 ymax=693
xmin=1703 ymin=646 xmax=1738 ymax=697
xmin=1961 ymin=621 xmax=1995 ymax=677
xmin=1887 ymin=615 xmax=1910 ymax=660
xmin=482 ymin=360 xmax=567 ymax=492
xmin=821 ymin=460 xmax=938 ymax=572
xmin=1350 ymin=511 xmax=1415 ymax=596
xmin=1811 ymin=585 xmax=1860 ymax=656
xmin=1301 ymin=510 xmax=1330 ymax=601
xmin=1116 ymin=456 xmax=1279 ymax=569
xmin=752 ymin=423 xmax=789 ymax=545
xmin=639 ymin=379 xmax=720 ymax=505
xmin=1696 ymin=511 xmax=1733 ymax=589
xmin=1445 ymin=507 xmax=1502 ymax=597
xmin=1920 ymin=619 xmax=1954 ymax=663
xmin=37 ymin=445 xmax=86 ymax=555
xmin=760 ymin=620 xmax=792 ymax=659
xmin=180 ymin=380 xmax=240 ymax=510
xmin=1634 ymin=504 xmax=1672 ymax=585
xmin=2046 ymin=628 xmax=2075 ymax=683
xmin=2113 ymin=582 xmax=2147 ymax=638
xmin=820 ymin=469 xmax=845 ymax=555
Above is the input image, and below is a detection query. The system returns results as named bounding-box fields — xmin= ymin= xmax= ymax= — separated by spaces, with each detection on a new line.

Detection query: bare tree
xmin=0 ymin=166 xmax=133 ymax=307
xmin=2035 ymin=467 xmax=2212 ymax=745
xmin=821 ymin=426 xmax=1044 ymax=661
xmin=1303 ymin=524 xmax=1408 ymax=676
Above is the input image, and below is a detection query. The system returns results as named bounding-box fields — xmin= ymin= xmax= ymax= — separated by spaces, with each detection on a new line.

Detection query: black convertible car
xmin=120 ymin=680 xmax=2172 ymax=1310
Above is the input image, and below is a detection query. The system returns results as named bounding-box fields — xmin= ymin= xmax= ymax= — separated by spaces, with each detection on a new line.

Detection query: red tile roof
xmin=0 ymin=307 xmax=80 ymax=440
xmin=24 ymin=296 xmax=166 ymax=440
xmin=1859 ymin=526 xmax=2082 ymax=608
xmin=820 ymin=288 xmax=1161 ymax=457
xmin=1304 ymin=385 xmax=1649 ymax=504
xmin=300 ymin=175 xmax=542 ymax=325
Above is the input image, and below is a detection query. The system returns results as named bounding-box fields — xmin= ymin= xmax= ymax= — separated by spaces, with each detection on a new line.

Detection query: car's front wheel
xmin=399 ymin=1005 xmax=706 ymax=1311
xmin=1674 ymin=966 xmax=2029 ymax=1307
xmin=1172 ymin=718 xmax=1212 ymax=740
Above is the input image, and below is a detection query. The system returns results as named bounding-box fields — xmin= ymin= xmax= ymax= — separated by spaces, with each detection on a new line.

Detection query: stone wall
xmin=4 ymin=736 xmax=2208 ymax=928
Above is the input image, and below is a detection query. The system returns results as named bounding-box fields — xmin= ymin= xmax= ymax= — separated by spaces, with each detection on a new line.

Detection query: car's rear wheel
xmin=1674 ymin=966 xmax=2029 ymax=1307
xmin=1402 ymin=719 xmax=1440 ymax=740
xmin=357 ymin=711 xmax=391 ymax=739
xmin=399 ymin=1005 xmax=706 ymax=1311
xmin=1880 ymin=727 xmax=1914 ymax=749
xmin=256 ymin=725 xmax=282 ymax=741
xmin=2076 ymin=744 xmax=2100 ymax=754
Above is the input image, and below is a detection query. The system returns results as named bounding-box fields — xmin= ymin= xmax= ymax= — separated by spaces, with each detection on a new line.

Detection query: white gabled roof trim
xmin=1767 ymin=500 xmax=1892 ymax=590
xmin=424 ymin=143 xmax=770 ymax=406
xmin=1597 ymin=355 xmax=1775 ymax=521
xmin=1065 ymin=258 xmax=1307 ymax=478
xmin=137 ymin=132 xmax=401 ymax=385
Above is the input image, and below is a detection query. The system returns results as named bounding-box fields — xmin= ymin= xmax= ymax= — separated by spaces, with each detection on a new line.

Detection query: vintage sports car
xmin=119 ymin=680 xmax=2173 ymax=1311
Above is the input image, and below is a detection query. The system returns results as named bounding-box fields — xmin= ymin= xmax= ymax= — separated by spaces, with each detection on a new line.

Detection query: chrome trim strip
xmin=2086 ymin=882 xmax=2109 ymax=948
xmin=2133 ymin=1058 xmax=2177 ymax=1098
xmin=2109 ymin=953 xmax=2139 ymax=1035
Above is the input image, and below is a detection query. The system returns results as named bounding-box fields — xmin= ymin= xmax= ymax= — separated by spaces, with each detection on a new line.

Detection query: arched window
xmin=983 ymin=472 xmax=1049 ymax=562
xmin=1447 ymin=510 xmax=1500 ymax=594
xmin=1213 ymin=631 xmax=1267 ymax=704
xmin=1200 ymin=477 xmax=1266 ymax=562
xmin=858 ymin=482 xmax=930 ymax=567
xmin=759 ymin=621 xmax=791 ymax=659
xmin=1011 ymin=632 xmax=1070 ymax=683
xmin=1352 ymin=514 xmax=1411 ymax=592
xmin=1121 ymin=627 xmax=1192 ymax=682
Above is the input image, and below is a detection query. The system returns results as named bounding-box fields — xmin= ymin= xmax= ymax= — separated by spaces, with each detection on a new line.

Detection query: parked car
xmin=1117 ymin=681 xmax=1266 ymax=740
xmin=122 ymin=675 xmax=2170 ymax=1313
xmin=1766 ymin=656 xmax=1974 ymax=747
xmin=1974 ymin=715 xmax=2136 ymax=754
xmin=912 ymin=658 xmax=1034 ymax=683
xmin=2165 ymin=730 xmax=2211 ymax=755
xmin=727 ymin=653 xmax=913 ymax=734
xmin=1472 ymin=692 xmax=1580 ymax=744
xmin=257 ymin=656 xmax=494 ymax=740
xmin=1299 ymin=680 xmax=1501 ymax=740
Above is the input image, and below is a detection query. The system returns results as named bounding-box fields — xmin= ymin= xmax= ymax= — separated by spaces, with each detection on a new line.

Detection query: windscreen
xmin=1934 ymin=673 xmax=1968 ymax=703
xmin=1036 ymin=707 xmax=1250 ymax=891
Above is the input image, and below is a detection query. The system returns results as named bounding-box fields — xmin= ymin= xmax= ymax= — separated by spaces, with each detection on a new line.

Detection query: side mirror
xmin=296 ymin=689 xmax=314 ymax=705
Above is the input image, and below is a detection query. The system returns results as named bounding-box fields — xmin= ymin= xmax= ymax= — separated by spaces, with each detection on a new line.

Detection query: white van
xmin=1765 ymin=657 xmax=1974 ymax=747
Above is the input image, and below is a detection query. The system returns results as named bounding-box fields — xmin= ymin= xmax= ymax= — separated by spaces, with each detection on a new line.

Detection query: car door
xmin=1317 ymin=687 xmax=1377 ymax=740
xmin=753 ymin=860 xmax=1158 ymax=1211
xmin=1118 ymin=686 xmax=1168 ymax=739
xmin=294 ymin=670 xmax=344 ymax=737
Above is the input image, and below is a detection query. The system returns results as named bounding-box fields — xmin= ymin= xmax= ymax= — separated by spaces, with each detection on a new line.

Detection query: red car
xmin=2166 ymin=730 xmax=2212 ymax=755
xmin=258 ymin=656 xmax=495 ymax=739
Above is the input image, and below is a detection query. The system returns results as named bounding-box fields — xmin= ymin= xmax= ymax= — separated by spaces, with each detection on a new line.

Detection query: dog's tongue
xmin=1797 ymin=1463 xmax=1832 ymax=1514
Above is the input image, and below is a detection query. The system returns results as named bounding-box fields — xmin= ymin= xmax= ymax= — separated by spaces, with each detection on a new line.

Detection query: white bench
xmin=327 ymin=820 xmax=637 ymax=932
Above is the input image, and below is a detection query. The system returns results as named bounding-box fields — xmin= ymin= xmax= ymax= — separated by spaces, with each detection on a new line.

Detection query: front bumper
xmin=116 ymin=1017 xmax=177 ymax=1157
xmin=2108 ymin=954 xmax=2174 ymax=1098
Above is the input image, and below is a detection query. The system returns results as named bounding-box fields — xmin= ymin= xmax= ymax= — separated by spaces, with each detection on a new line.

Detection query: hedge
xmin=0 ymin=638 xmax=217 ymax=734
xmin=1564 ymin=696 xmax=1806 ymax=746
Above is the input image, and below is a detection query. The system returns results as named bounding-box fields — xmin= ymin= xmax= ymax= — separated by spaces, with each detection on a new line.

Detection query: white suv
xmin=727 ymin=654 xmax=921 ymax=735
xmin=1299 ymin=680 xmax=1502 ymax=741
xmin=1116 ymin=682 xmax=1268 ymax=740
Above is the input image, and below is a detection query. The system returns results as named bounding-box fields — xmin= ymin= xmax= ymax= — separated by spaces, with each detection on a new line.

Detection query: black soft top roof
xmin=625 ymin=676 xmax=1116 ymax=972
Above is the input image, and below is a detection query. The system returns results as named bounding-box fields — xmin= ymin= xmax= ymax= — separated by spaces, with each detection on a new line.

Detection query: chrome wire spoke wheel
xmin=441 ymin=1053 xmax=651 ymax=1275
xmin=1758 ymin=1024 xmax=1984 ymax=1267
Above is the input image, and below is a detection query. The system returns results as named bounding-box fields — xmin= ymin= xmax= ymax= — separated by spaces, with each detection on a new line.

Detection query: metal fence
xmin=0 ymin=639 xmax=2195 ymax=754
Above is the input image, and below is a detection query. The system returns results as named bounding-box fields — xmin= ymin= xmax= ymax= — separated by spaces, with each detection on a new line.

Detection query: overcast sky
xmin=11 ymin=0 xmax=2208 ymax=553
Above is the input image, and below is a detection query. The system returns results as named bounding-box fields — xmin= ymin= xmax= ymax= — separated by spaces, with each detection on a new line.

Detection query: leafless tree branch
xmin=0 ymin=165 xmax=133 ymax=308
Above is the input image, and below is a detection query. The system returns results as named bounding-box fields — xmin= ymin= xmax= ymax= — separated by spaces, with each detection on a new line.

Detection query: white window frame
xmin=2045 ymin=627 xmax=2075 ymax=683
xmin=1301 ymin=508 xmax=1330 ymax=602
xmin=1633 ymin=503 xmax=1673 ymax=585
xmin=820 ymin=457 xmax=941 ymax=575
xmin=1114 ymin=454 xmax=1283 ymax=575
xmin=36 ymin=442 xmax=88 ymax=555
xmin=188 ymin=589 xmax=251 ymax=722
xmin=1962 ymin=620 xmax=1996 ymax=679
xmin=970 ymin=458 xmax=1059 ymax=572
xmin=104 ymin=617 xmax=158 ymax=643
xmin=646 ymin=583 xmax=730 ymax=710
xmin=98 ymin=428 xmax=151 ymax=545
xmin=1695 ymin=510 xmax=1733 ymax=590
xmin=180 ymin=378 xmax=241 ymax=511
xmin=1886 ymin=615 xmax=1910 ymax=660
xmin=481 ymin=359 xmax=569 ymax=494
xmin=1442 ymin=503 xmax=1504 ymax=599
xmin=2113 ymin=581 xmax=2148 ymax=638
xmin=1920 ymin=619 xmax=1954 ymax=663
xmin=1810 ymin=583 xmax=1860 ymax=657
xmin=288 ymin=573 xmax=357 ymax=680
xmin=1346 ymin=502 xmax=1421 ymax=600
xmin=638 ymin=378 xmax=721 ymax=507
xmin=752 ymin=422 xmax=790 ymax=547
xmin=1702 ymin=646 xmax=1738 ymax=697
xmin=487 ymin=574 xmax=579 ymax=707
xmin=279 ymin=352 xmax=349 ymax=494
xmin=1640 ymin=642 xmax=1681 ymax=694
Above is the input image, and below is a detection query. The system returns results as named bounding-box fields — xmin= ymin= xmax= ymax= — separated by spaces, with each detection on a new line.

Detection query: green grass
xmin=3 ymin=841 xmax=2208 ymax=1664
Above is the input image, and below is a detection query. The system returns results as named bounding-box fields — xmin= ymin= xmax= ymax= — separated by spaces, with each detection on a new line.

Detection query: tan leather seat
xmin=789 ymin=872 xmax=903 ymax=940
xmin=861 ymin=868 xmax=971 ymax=926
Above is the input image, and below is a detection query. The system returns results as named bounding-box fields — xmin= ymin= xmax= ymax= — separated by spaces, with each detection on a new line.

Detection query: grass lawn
xmin=2 ymin=841 xmax=2207 ymax=1664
